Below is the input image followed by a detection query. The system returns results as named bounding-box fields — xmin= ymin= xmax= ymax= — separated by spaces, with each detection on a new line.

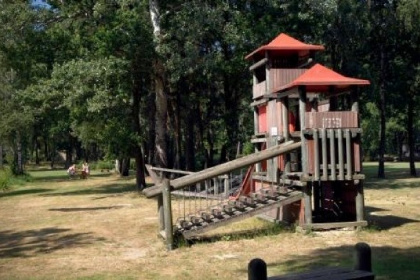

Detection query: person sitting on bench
xmin=67 ymin=164 xmax=77 ymax=178
xmin=81 ymin=161 xmax=90 ymax=179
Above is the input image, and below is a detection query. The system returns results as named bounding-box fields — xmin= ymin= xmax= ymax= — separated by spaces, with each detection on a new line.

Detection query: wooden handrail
xmin=143 ymin=141 xmax=301 ymax=198
xmin=249 ymin=58 xmax=268 ymax=71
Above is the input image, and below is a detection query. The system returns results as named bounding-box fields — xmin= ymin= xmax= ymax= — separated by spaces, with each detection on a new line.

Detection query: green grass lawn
xmin=0 ymin=162 xmax=419 ymax=279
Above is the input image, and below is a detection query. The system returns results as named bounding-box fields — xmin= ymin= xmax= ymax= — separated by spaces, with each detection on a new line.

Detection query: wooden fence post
xmin=162 ymin=179 xmax=174 ymax=251
xmin=157 ymin=195 xmax=165 ymax=232
xmin=354 ymin=242 xmax=372 ymax=272
xmin=248 ymin=258 xmax=267 ymax=280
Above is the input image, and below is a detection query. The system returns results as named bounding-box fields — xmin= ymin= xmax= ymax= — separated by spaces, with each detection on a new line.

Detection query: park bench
xmin=68 ymin=170 xmax=88 ymax=179
xmin=248 ymin=242 xmax=374 ymax=280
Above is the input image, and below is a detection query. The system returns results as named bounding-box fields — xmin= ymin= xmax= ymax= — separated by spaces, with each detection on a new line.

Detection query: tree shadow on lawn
xmin=0 ymin=188 xmax=52 ymax=198
xmin=30 ymin=172 xmax=113 ymax=183
xmin=0 ymin=227 xmax=106 ymax=258
xmin=364 ymin=206 xmax=419 ymax=230
xmin=40 ymin=183 xmax=138 ymax=197
xmin=48 ymin=205 xmax=126 ymax=212
xmin=239 ymin=244 xmax=420 ymax=280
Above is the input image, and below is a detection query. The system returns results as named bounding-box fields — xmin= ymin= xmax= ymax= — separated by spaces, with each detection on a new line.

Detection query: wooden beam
xmin=249 ymin=58 xmax=268 ymax=71
xmin=303 ymin=220 xmax=368 ymax=230
xmin=143 ymin=141 xmax=301 ymax=198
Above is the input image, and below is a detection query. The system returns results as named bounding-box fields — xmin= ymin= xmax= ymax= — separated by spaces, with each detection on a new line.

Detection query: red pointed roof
xmin=274 ymin=64 xmax=370 ymax=93
xmin=245 ymin=33 xmax=324 ymax=60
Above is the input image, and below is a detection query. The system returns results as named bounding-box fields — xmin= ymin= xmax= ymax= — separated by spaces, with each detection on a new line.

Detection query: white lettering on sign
xmin=322 ymin=117 xmax=342 ymax=128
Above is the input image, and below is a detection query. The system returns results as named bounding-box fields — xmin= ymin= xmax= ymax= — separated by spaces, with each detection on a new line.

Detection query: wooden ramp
xmin=176 ymin=188 xmax=303 ymax=239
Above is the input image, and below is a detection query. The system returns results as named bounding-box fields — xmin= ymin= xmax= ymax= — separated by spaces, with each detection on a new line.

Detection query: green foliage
xmin=0 ymin=167 xmax=12 ymax=192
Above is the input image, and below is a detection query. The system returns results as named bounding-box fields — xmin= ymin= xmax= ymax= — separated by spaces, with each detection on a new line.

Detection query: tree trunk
xmin=131 ymin=69 xmax=147 ymax=191
xmin=16 ymin=132 xmax=24 ymax=175
xmin=377 ymin=44 xmax=386 ymax=178
xmin=185 ymin=110 xmax=195 ymax=171
xmin=35 ymin=136 xmax=40 ymax=165
xmin=149 ymin=0 xmax=168 ymax=169
xmin=0 ymin=144 xmax=3 ymax=169
xmin=407 ymin=94 xmax=417 ymax=176
xmin=121 ymin=158 xmax=130 ymax=176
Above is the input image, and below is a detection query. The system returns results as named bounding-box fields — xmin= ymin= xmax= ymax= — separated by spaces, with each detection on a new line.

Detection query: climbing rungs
xmin=261 ymin=189 xmax=280 ymax=199
xmin=201 ymin=212 xmax=213 ymax=222
xmin=180 ymin=190 xmax=303 ymax=239
xmin=239 ymin=196 xmax=256 ymax=207
xmin=228 ymin=200 xmax=246 ymax=211
xmin=250 ymin=192 xmax=267 ymax=203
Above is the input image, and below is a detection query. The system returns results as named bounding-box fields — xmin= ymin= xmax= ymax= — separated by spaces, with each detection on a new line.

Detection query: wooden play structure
xmin=143 ymin=33 xmax=370 ymax=249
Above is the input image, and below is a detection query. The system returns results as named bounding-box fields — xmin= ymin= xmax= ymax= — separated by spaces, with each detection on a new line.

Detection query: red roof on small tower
xmin=274 ymin=64 xmax=370 ymax=93
xmin=245 ymin=33 xmax=325 ymax=60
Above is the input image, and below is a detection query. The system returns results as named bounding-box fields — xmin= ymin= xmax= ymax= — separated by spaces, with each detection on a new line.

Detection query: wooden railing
xmin=252 ymin=69 xmax=307 ymax=99
xmin=270 ymin=68 xmax=307 ymax=92
xmin=143 ymin=141 xmax=302 ymax=250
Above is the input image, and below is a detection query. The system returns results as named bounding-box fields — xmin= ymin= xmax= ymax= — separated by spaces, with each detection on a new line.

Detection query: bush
xmin=0 ymin=167 xmax=12 ymax=192
xmin=93 ymin=160 xmax=115 ymax=171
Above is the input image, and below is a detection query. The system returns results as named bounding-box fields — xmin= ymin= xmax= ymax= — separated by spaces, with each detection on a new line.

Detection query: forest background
xmin=1 ymin=0 xmax=420 ymax=190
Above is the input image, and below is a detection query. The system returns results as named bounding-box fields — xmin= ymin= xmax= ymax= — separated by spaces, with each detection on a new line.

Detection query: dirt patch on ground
xmin=1 ymin=170 xmax=420 ymax=279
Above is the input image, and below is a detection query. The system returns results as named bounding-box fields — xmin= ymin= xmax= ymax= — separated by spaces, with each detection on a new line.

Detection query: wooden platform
xmin=268 ymin=267 xmax=374 ymax=280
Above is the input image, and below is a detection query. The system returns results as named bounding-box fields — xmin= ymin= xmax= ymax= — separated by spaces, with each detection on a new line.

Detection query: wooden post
xmin=224 ymin=175 xmax=229 ymax=198
xmin=356 ymin=182 xmax=365 ymax=222
xmin=313 ymin=129 xmax=320 ymax=180
xmin=338 ymin=129 xmax=344 ymax=180
xmin=299 ymin=86 xmax=312 ymax=225
xmin=351 ymin=87 xmax=365 ymax=223
xmin=248 ymin=258 xmax=267 ymax=280
xmin=157 ymin=195 xmax=165 ymax=232
xmin=321 ymin=128 xmax=328 ymax=180
xmin=354 ymin=242 xmax=372 ymax=272
xmin=162 ymin=179 xmax=174 ymax=251
xmin=268 ymin=136 xmax=278 ymax=182
xmin=345 ymin=129 xmax=353 ymax=180
xmin=281 ymin=97 xmax=291 ymax=175
xmin=299 ymin=86 xmax=308 ymax=176
xmin=330 ymin=129 xmax=336 ymax=181
xmin=265 ymin=51 xmax=270 ymax=94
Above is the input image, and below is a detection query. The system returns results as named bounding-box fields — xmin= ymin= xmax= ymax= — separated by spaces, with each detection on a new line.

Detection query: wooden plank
xmin=321 ymin=129 xmax=328 ymax=181
xmin=305 ymin=111 xmax=359 ymax=129
xmin=143 ymin=141 xmax=301 ymax=198
xmin=149 ymin=166 xmax=194 ymax=175
xmin=338 ymin=129 xmax=345 ymax=180
xmin=330 ymin=129 xmax=336 ymax=181
xmin=302 ymin=220 xmax=368 ymax=230
xmin=313 ymin=129 xmax=319 ymax=180
xmin=145 ymin=164 xmax=161 ymax=184
xmin=249 ymin=58 xmax=268 ymax=71
xmin=345 ymin=129 xmax=353 ymax=180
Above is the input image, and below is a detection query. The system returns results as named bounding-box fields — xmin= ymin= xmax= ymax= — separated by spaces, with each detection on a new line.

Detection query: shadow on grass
xmin=239 ymin=244 xmax=420 ymax=280
xmin=49 ymin=205 xmax=126 ymax=212
xmin=30 ymin=172 xmax=114 ymax=183
xmin=41 ymin=183 xmax=138 ymax=197
xmin=177 ymin=224 xmax=293 ymax=248
xmin=364 ymin=206 xmax=419 ymax=230
xmin=0 ymin=188 xmax=52 ymax=198
xmin=0 ymin=227 xmax=106 ymax=258
xmin=363 ymin=163 xmax=420 ymax=189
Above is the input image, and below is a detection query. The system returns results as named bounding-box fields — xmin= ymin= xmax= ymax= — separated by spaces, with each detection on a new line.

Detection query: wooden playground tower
xmin=144 ymin=33 xmax=370 ymax=248
xmin=245 ymin=33 xmax=370 ymax=228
